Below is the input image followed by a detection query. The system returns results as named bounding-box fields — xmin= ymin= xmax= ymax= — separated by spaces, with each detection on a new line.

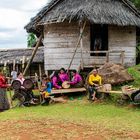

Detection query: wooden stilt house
xmin=25 ymin=0 xmax=140 ymax=73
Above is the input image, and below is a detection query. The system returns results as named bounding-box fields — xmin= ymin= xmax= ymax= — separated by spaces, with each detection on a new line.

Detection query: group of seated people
xmin=51 ymin=68 xmax=83 ymax=89
xmin=11 ymin=67 xmax=104 ymax=107
xmin=12 ymin=68 xmax=84 ymax=106
xmin=40 ymin=68 xmax=84 ymax=101
xmin=41 ymin=68 xmax=102 ymax=102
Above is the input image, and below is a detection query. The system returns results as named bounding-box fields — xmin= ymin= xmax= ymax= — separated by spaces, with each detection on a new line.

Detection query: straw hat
xmin=62 ymin=81 xmax=70 ymax=89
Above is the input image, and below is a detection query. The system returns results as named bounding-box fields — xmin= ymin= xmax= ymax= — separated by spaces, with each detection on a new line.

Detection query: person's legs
xmin=88 ymin=86 xmax=94 ymax=101
xmin=88 ymin=86 xmax=97 ymax=101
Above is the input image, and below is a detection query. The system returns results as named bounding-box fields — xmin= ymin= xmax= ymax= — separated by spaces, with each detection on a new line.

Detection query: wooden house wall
xmin=44 ymin=22 xmax=106 ymax=71
xmin=44 ymin=22 xmax=136 ymax=71
xmin=108 ymin=26 xmax=136 ymax=66
xmin=44 ymin=22 xmax=88 ymax=71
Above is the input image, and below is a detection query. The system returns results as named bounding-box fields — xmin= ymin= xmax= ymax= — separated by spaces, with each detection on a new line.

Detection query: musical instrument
xmin=23 ymin=79 xmax=34 ymax=90
xmin=11 ymin=80 xmax=21 ymax=90
xmin=62 ymin=81 xmax=70 ymax=89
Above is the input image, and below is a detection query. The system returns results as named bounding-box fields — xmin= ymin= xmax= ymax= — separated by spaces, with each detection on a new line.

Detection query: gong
xmin=12 ymin=80 xmax=21 ymax=90
xmin=23 ymin=79 xmax=34 ymax=89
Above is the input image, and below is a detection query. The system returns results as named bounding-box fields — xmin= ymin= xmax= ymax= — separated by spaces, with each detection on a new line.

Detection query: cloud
xmin=0 ymin=27 xmax=16 ymax=32
xmin=0 ymin=0 xmax=49 ymax=49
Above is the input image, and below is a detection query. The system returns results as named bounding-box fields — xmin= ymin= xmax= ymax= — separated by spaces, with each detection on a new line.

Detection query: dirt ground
xmin=0 ymin=119 xmax=140 ymax=140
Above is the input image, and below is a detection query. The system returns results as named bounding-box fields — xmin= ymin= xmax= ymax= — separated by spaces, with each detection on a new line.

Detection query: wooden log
xmin=23 ymin=34 xmax=43 ymax=76
xmin=98 ymin=90 xmax=123 ymax=94
xmin=67 ymin=21 xmax=86 ymax=71
xmin=51 ymin=87 xmax=86 ymax=94
xmin=80 ymin=22 xmax=84 ymax=70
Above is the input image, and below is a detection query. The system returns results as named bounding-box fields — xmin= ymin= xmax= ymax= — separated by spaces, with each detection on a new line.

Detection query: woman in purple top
xmin=69 ymin=70 xmax=83 ymax=88
xmin=52 ymin=72 xmax=62 ymax=89
xmin=59 ymin=68 xmax=69 ymax=83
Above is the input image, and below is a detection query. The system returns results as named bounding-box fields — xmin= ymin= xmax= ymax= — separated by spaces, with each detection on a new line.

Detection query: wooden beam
xmin=39 ymin=64 xmax=42 ymax=81
xmin=67 ymin=21 xmax=86 ymax=71
xmin=23 ymin=34 xmax=43 ymax=76
xmin=80 ymin=22 xmax=84 ymax=70
xmin=51 ymin=87 xmax=86 ymax=94
xmin=106 ymin=52 xmax=109 ymax=63
xmin=121 ymin=51 xmax=125 ymax=65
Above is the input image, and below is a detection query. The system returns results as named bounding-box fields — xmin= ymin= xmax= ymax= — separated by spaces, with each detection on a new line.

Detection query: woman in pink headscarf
xmin=59 ymin=68 xmax=69 ymax=83
xmin=68 ymin=70 xmax=83 ymax=88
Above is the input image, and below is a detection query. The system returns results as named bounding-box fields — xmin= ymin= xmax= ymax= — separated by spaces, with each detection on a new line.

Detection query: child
xmin=41 ymin=77 xmax=52 ymax=104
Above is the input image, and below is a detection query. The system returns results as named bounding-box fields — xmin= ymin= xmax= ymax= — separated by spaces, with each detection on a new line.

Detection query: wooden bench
xmin=51 ymin=87 xmax=86 ymax=95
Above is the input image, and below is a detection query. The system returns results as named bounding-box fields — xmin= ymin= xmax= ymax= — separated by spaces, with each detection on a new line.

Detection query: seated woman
xmin=52 ymin=71 xmax=62 ymax=89
xmin=88 ymin=69 xmax=102 ymax=101
xmin=68 ymin=70 xmax=83 ymax=88
xmin=59 ymin=68 xmax=69 ymax=84
xmin=12 ymin=72 xmax=36 ymax=106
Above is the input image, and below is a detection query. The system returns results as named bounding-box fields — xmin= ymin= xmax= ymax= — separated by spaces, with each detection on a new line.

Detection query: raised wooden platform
xmin=51 ymin=87 xmax=86 ymax=95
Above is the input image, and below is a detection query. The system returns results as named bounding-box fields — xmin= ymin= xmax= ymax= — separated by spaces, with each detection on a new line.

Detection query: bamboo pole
xmin=23 ymin=34 xmax=43 ymax=76
xmin=67 ymin=21 xmax=86 ymax=71
xmin=80 ymin=22 xmax=84 ymax=70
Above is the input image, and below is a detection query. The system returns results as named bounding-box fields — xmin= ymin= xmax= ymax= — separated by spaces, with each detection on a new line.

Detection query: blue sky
xmin=0 ymin=0 xmax=50 ymax=49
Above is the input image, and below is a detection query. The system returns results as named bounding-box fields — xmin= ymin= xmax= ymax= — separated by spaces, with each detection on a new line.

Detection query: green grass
xmin=1 ymin=65 xmax=140 ymax=135
xmin=127 ymin=64 xmax=140 ymax=87
xmin=0 ymin=99 xmax=140 ymax=132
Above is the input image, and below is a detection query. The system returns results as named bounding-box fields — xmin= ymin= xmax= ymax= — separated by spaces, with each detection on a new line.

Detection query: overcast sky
xmin=0 ymin=0 xmax=50 ymax=49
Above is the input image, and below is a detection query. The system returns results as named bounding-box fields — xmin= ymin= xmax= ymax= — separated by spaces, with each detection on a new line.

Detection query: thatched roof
xmin=25 ymin=0 xmax=140 ymax=34
xmin=0 ymin=47 xmax=44 ymax=65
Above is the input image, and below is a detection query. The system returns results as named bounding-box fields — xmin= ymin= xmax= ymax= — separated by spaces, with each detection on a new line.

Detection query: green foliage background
xmin=131 ymin=0 xmax=140 ymax=9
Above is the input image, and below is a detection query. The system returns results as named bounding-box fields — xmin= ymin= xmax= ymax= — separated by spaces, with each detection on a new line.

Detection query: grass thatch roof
xmin=25 ymin=0 xmax=140 ymax=34
xmin=0 ymin=47 xmax=44 ymax=65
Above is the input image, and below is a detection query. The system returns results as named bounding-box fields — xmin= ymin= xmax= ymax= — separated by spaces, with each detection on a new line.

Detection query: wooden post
xmin=13 ymin=59 xmax=16 ymax=70
xmin=121 ymin=51 xmax=125 ymax=65
xmin=23 ymin=34 xmax=43 ymax=76
xmin=67 ymin=21 xmax=86 ymax=71
xmin=22 ymin=56 xmax=26 ymax=70
xmin=39 ymin=64 xmax=42 ymax=81
xmin=106 ymin=52 xmax=109 ymax=63
xmin=80 ymin=22 xmax=84 ymax=70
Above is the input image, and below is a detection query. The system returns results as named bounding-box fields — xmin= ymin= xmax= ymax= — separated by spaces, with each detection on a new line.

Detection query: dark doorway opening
xmin=90 ymin=24 xmax=108 ymax=56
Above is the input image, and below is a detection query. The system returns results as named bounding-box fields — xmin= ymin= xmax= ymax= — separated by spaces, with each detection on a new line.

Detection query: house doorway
xmin=90 ymin=24 xmax=108 ymax=56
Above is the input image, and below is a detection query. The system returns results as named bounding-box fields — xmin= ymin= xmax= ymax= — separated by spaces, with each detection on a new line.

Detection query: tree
xmin=131 ymin=0 xmax=140 ymax=9
xmin=27 ymin=33 xmax=36 ymax=48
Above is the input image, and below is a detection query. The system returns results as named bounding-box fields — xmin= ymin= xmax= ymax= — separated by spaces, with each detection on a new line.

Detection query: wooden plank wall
xmin=108 ymin=26 xmax=136 ymax=66
xmin=44 ymin=22 xmax=105 ymax=71
xmin=43 ymin=22 xmax=136 ymax=71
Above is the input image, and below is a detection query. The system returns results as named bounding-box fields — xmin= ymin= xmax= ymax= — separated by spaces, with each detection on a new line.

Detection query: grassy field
xmin=128 ymin=64 xmax=140 ymax=87
xmin=0 ymin=65 xmax=140 ymax=139
xmin=0 ymin=99 xmax=140 ymax=139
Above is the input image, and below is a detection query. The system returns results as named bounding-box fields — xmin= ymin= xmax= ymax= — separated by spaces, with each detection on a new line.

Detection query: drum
xmin=62 ymin=81 xmax=70 ymax=89
xmin=12 ymin=80 xmax=21 ymax=90
xmin=23 ymin=79 xmax=34 ymax=90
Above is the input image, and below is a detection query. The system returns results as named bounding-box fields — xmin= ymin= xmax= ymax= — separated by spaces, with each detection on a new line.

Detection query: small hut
xmin=25 ymin=0 xmax=140 ymax=73
xmin=0 ymin=47 xmax=44 ymax=78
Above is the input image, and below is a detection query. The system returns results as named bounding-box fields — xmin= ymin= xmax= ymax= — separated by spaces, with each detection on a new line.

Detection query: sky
xmin=0 ymin=0 xmax=50 ymax=49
